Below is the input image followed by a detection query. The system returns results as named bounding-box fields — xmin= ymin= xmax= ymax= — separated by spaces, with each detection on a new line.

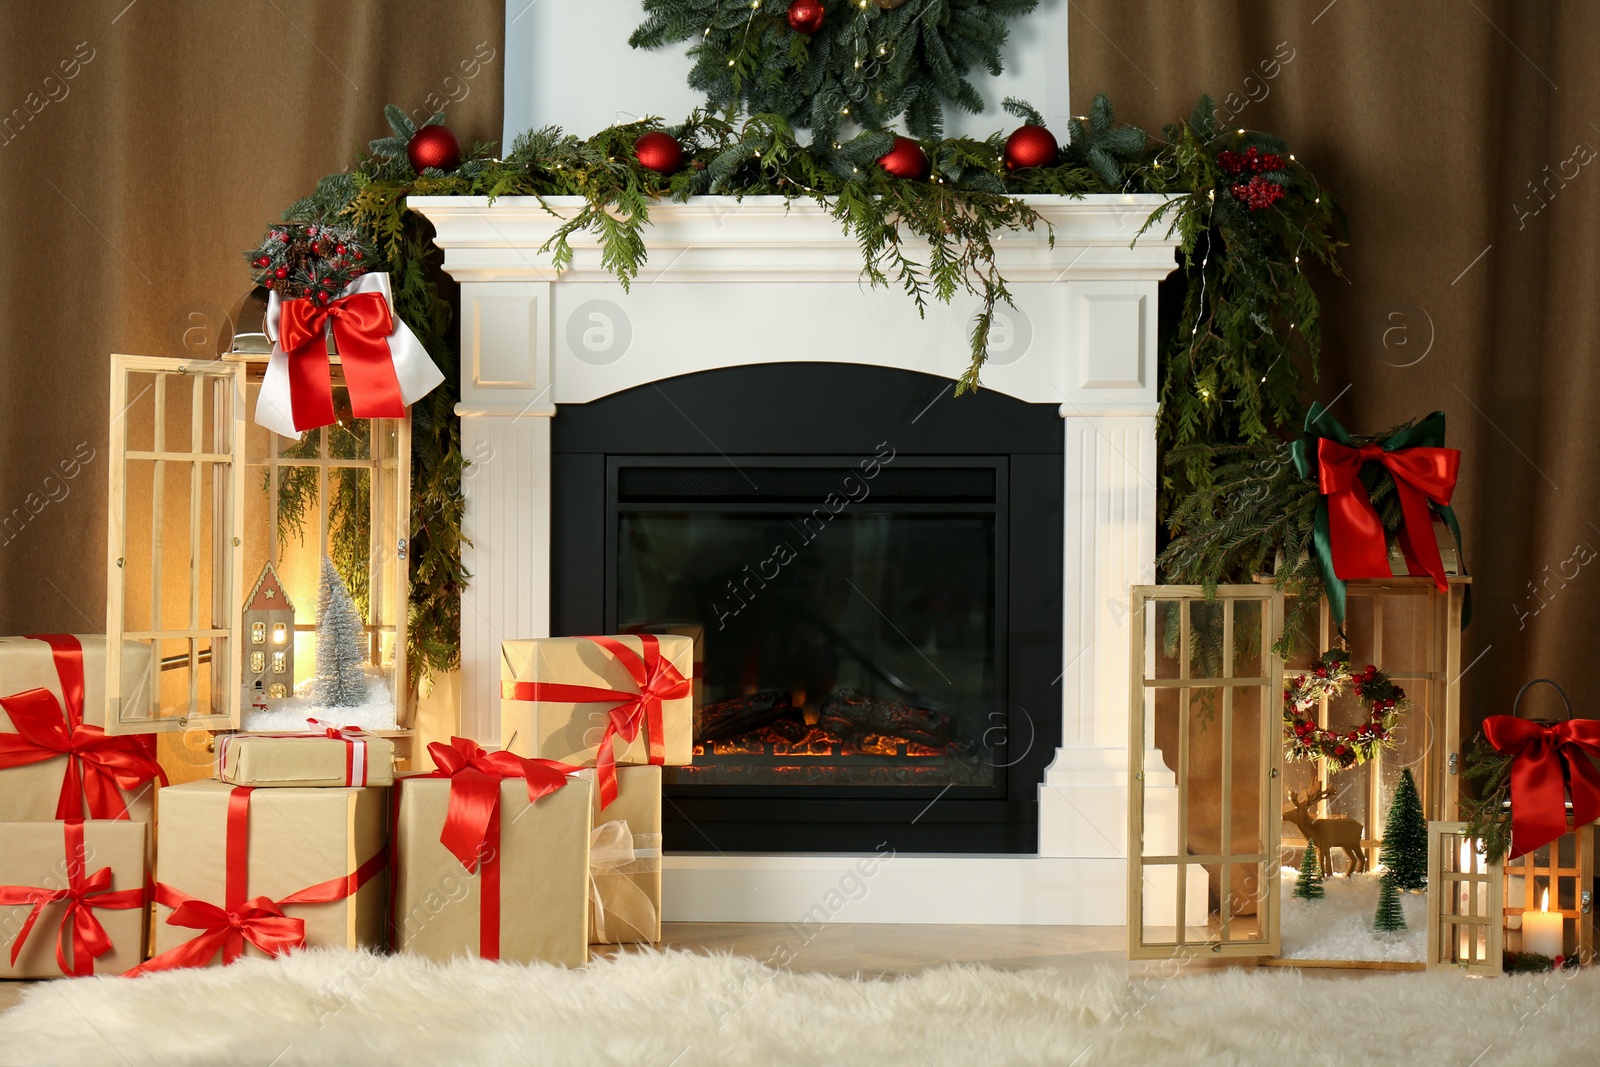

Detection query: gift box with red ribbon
xmin=0 ymin=819 xmax=147 ymax=978
xmin=500 ymin=634 xmax=694 ymax=809
xmin=0 ymin=635 xmax=163 ymax=824
xmin=134 ymin=780 xmax=388 ymax=973
xmin=216 ymin=722 xmax=395 ymax=788
xmin=392 ymin=738 xmax=591 ymax=966
xmin=581 ymin=764 xmax=662 ymax=945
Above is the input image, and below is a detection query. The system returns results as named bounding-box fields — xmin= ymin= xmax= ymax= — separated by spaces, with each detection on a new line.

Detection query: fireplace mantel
xmin=412 ymin=193 xmax=1191 ymax=924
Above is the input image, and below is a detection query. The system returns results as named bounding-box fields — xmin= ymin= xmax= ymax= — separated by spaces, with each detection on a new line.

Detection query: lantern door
xmin=1426 ymin=821 xmax=1503 ymax=974
xmin=105 ymin=354 xmax=247 ymax=733
xmin=1128 ymin=585 xmax=1285 ymax=960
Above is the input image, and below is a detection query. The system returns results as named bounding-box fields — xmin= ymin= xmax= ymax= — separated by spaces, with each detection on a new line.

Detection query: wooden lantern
xmin=1281 ymin=578 xmax=1469 ymax=873
xmin=1426 ymin=820 xmax=1593 ymax=973
xmin=1503 ymin=820 xmax=1593 ymax=964
xmin=104 ymin=352 xmax=413 ymax=764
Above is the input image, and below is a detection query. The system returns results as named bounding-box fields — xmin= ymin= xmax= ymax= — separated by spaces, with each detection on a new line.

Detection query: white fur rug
xmin=2 ymin=949 xmax=1596 ymax=1066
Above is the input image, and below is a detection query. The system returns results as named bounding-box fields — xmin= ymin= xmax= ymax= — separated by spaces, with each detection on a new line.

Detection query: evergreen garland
xmin=1293 ymin=843 xmax=1324 ymax=901
xmin=630 ymin=0 xmax=1038 ymax=142
xmin=1379 ymin=768 xmax=1429 ymax=891
xmin=267 ymin=98 xmax=1339 ymax=681
xmin=1373 ymin=872 xmax=1406 ymax=932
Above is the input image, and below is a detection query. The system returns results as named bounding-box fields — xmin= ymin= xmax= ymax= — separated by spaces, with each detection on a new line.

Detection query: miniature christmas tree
xmin=1379 ymin=768 xmax=1429 ymax=891
xmin=1374 ymin=872 xmax=1407 ymax=932
xmin=314 ymin=556 xmax=366 ymax=707
xmin=1293 ymin=843 xmax=1324 ymax=900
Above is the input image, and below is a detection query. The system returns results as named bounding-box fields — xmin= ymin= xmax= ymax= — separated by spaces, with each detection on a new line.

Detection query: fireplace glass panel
xmin=617 ymin=510 xmax=998 ymax=789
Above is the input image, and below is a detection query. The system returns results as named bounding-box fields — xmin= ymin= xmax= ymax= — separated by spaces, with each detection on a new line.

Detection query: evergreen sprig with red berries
xmin=1284 ymin=648 xmax=1408 ymax=768
xmin=245 ymin=220 xmax=372 ymax=303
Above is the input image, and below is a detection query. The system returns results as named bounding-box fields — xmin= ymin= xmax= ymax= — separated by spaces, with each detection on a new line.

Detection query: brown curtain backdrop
xmin=1070 ymin=0 xmax=1600 ymax=729
xmin=0 ymin=1 xmax=503 ymax=642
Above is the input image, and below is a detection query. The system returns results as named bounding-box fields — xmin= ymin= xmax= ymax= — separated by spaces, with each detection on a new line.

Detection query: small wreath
xmin=1283 ymin=649 xmax=1408 ymax=768
xmin=245 ymin=220 xmax=372 ymax=304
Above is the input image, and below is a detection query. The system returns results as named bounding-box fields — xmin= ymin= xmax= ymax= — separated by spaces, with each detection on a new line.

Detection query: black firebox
xmin=550 ymin=363 xmax=1063 ymax=853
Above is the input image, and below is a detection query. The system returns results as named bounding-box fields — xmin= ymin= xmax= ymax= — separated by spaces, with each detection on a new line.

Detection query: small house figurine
xmin=243 ymin=561 xmax=295 ymax=699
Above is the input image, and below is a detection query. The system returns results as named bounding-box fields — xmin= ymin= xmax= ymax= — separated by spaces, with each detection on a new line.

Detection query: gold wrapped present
xmin=501 ymin=634 xmax=693 ymax=808
xmin=216 ymin=725 xmax=394 ymax=787
xmin=582 ymin=764 xmax=662 ymax=944
xmin=0 ymin=819 xmax=148 ymax=977
xmin=137 ymin=780 xmax=388 ymax=971
xmin=0 ymin=634 xmax=160 ymax=823
xmin=392 ymin=737 xmax=592 ymax=966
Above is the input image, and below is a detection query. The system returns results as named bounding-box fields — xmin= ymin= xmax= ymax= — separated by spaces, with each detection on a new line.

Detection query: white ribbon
xmin=254 ymin=271 xmax=444 ymax=438
xmin=589 ymin=820 xmax=662 ymax=943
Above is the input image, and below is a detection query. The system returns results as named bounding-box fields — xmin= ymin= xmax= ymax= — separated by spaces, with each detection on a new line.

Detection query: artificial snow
xmin=1279 ymin=866 xmax=1427 ymax=962
xmin=240 ymin=671 xmax=397 ymax=732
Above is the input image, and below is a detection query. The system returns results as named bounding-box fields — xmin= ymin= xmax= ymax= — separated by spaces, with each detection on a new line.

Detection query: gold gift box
xmin=0 ymin=820 xmax=148 ymax=978
xmin=500 ymin=634 xmax=694 ymax=767
xmin=151 ymin=781 xmax=388 ymax=963
xmin=582 ymin=764 xmax=663 ymax=944
xmin=392 ymin=772 xmax=593 ymax=966
xmin=216 ymin=731 xmax=395 ymax=787
xmin=0 ymin=635 xmax=155 ymax=823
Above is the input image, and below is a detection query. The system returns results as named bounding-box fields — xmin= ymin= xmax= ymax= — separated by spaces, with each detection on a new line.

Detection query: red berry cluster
xmin=245 ymin=221 xmax=371 ymax=303
xmin=1217 ymin=145 xmax=1285 ymax=175
xmin=1231 ymin=175 xmax=1286 ymax=211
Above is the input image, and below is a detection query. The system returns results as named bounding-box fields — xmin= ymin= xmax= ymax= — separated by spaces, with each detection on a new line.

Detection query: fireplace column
xmin=453 ymin=279 xmax=555 ymax=742
xmin=1037 ymin=279 xmax=1177 ymax=887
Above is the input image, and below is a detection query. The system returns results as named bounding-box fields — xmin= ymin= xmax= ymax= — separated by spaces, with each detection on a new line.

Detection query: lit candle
xmin=1522 ymin=888 xmax=1564 ymax=959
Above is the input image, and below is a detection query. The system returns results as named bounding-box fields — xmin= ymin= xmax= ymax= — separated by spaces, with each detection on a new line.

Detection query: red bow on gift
xmin=499 ymin=634 xmax=690 ymax=807
xmin=130 ymin=786 xmax=386 ymax=974
xmin=0 ymin=821 xmax=144 ymax=976
xmin=423 ymin=737 xmax=579 ymax=873
xmin=279 ymin=291 xmax=405 ymax=432
xmin=1482 ymin=716 xmax=1600 ymax=860
xmin=1317 ymin=439 xmax=1460 ymax=592
xmin=0 ymin=635 xmax=165 ymax=819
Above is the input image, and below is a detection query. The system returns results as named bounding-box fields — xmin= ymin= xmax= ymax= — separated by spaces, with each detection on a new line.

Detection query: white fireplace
xmin=411 ymin=193 xmax=1188 ymax=925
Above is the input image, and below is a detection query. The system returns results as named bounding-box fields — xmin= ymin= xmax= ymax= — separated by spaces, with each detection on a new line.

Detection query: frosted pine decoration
xmin=315 ymin=556 xmax=367 ymax=707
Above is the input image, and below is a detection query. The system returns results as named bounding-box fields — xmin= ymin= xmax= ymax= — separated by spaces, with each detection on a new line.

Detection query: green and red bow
xmin=1290 ymin=404 xmax=1468 ymax=625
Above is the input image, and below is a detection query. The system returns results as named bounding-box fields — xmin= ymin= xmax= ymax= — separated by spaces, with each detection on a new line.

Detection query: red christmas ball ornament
xmin=407 ymin=124 xmax=461 ymax=173
xmin=274 ymin=267 xmax=287 ymax=279
xmin=786 ymin=0 xmax=826 ymax=35
xmin=878 ymin=135 xmax=930 ymax=181
xmin=634 ymin=131 xmax=686 ymax=176
xmin=335 ymin=243 xmax=347 ymax=256
xmin=1003 ymin=124 xmax=1059 ymax=171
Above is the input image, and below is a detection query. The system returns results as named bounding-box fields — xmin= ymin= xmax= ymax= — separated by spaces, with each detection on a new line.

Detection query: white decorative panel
xmin=1078 ymin=293 xmax=1145 ymax=389
xmin=458 ymin=414 xmax=551 ymax=741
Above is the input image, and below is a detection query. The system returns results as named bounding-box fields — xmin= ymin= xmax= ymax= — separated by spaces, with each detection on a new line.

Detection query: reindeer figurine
xmin=1284 ymin=786 xmax=1367 ymax=876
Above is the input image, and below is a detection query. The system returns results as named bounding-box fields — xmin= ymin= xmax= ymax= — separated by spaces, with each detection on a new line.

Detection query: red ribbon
xmin=415 ymin=737 xmax=579 ymax=960
xmin=279 ymin=291 xmax=405 ymax=432
xmin=130 ymin=786 xmax=387 ymax=974
xmin=499 ymin=634 xmax=690 ymax=807
xmin=1316 ymin=439 xmax=1460 ymax=592
xmin=0 ymin=635 xmax=166 ymax=819
xmin=1483 ymin=716 xmax=1600 ymax=859
xmin=0 ymin=820 xmax=145 ymax=976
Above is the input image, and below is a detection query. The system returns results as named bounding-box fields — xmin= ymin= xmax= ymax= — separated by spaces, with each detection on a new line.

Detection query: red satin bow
xmin=279 ymin=290 xmax=405 ymax=432
xmin=414 ymin=737 xmax=578 ymax=960
xmin=0 ymin=820 xmax=144 ymax=976
xmin=1316 ymin=439 xmax=1459 ymax=592
xmin=130 ymin=786 xmax=386 ymax=974
xmin=423 ymin=737 xmax=579 ymax=872
xmin=1483 ymin=716 xmax=1600 ymax=859
xmin=0 ymin=635 xmax=165 ymax=819
xmin=499 ymin=634 xmax=690 ymax=807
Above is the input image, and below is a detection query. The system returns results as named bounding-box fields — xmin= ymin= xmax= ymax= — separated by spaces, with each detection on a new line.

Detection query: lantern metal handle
xmin=1511 ymin=678 xmax=1574 ymax=721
